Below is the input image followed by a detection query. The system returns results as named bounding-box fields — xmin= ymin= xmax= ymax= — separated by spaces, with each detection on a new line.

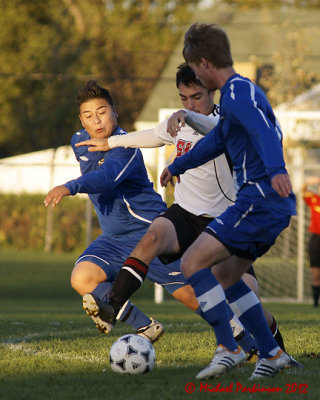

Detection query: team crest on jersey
xmin=176 ymin=139 xmax=192 ymax=157
xmin=98 ymin=158 xmax=104 ymax=166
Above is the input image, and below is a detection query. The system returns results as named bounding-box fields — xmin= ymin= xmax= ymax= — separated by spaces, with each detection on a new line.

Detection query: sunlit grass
xmin=0 ymin=250 xmax=319 ymax=400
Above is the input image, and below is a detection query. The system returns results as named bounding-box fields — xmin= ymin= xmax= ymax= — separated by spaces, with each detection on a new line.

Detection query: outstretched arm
xmin=75 ymin=129 xmax=164 ymax=152
xmin=75 ymin=137 xmax=110 ymax=152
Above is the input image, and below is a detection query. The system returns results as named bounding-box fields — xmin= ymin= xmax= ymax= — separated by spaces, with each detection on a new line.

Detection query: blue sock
xmin=235 ymin=330 xmax=257 ymax=353
xmin=92 ymin=282 xmax=150 ymax=330
xmin=197 ymin=299 xmax=256 ymax=352
xmin=92 ymin=282 xmax=112 ymax=302
xmin=225 ymin=280 xmax=279 ymax=359
xmin=116 ymin=300 xmax=151 ymax=331
xmin=226 ymin=302 xmax=257 ymax=352
xmin=188 ymin=269 xmax=238 ymax=351
xmin=196 ymin=288 xmax=257 ymax=352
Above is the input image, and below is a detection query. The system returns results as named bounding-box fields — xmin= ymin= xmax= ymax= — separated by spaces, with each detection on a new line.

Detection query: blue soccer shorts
xmin=75 ymin=233 xmax=187 ymax=294
xmin=204 ymin=196 xmax=291 ymax=261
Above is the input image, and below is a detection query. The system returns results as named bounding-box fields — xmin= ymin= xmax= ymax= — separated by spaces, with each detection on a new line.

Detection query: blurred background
xmin=1 ymin=0 xmax=320 ymax=302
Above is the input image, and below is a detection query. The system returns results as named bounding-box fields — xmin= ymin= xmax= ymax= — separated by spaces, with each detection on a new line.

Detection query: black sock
xmin=270 ymin=317 xmax=286 ymax=351
xmin=108 ymin=257 xmax=149 ymax=312
xmin=312 ymin=285 xmax=320 ymax=307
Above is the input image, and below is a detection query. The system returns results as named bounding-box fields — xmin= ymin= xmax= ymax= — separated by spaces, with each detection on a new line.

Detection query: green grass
xmin=0 ymin=250 xmax=320 ymax=400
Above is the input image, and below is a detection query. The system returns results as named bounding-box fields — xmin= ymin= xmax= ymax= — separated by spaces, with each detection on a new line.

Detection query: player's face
xmin=79 ymin=98 xmax=118 ymax=139
xmin=188 ymin=61 xmax=218 ymax=92
xmin=178 ymin=82 xmax=214 ymax=116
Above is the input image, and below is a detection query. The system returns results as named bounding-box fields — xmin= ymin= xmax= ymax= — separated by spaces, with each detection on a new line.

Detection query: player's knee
xmin=142 ymin=229 xmax=163 ymax=250
xmin=70 ymin=267 xmax=92 ymax=295
xmin=180 ymin=257 xmax=195 ymax=278
xmin=70 ymin=271 xmax=83 ymax=294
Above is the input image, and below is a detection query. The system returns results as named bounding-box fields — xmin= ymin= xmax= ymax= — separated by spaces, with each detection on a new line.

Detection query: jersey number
xmin=176 ymin=140 xmax=192 ymax=157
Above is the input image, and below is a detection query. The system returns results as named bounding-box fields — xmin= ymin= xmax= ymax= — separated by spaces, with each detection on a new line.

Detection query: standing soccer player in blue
xmin=98 ymin=24 xmax=297 ymax=379
xmin=160 ymin=23 xmax=296 ymax=379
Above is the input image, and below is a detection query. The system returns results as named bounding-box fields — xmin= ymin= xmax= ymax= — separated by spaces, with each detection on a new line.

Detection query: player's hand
xmin=160 ymin=167 xmax=180 ymax=187
xmin=44 ymin=185 xmax=71 ymax=207
xmin=75 ymin=137 xmax=110 ymax=152
xmin=166 ymin=110 xmax=187 ymax=138
xmin=271 ymin=174 xmax=292 ymax=198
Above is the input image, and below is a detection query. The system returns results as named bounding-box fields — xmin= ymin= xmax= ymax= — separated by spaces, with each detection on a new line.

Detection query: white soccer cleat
xmin=250 ymin=350 xmax=291 ymax=379
xmin=82 ymin=293 xmax=113 ymax=335
xmin=196 ymin=345 xmax=246 ymax=379
xmin=136 ymin=317 xmax=165 ymax=344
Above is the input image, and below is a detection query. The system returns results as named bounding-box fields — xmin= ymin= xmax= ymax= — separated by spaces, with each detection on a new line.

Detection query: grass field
xmin=1 ymin=250 xmax=320 ymax=400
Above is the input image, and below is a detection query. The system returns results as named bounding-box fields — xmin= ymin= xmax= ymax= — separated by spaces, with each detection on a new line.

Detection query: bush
xmin=0 ymin=194 xmax=101 ymax=252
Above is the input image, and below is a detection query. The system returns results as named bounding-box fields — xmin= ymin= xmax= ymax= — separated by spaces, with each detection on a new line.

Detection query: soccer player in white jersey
xmin=76 ymin=64 xmax=301 ymax=367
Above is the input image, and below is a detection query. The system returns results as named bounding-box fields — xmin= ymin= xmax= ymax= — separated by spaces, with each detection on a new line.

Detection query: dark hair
xmin=176 ymin=62 xmax=204 ymax=88
xmin=77 ymin=80 xmax=114 ymax=109
xmin=183 ymin=23 xmax=233 ymax=68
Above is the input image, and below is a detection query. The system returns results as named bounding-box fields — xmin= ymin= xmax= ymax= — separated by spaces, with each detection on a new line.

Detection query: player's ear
xmin=112 ymin=106 xmax=118 ymax=119
xmin=200 ymin=58 xmax=209 ymax=69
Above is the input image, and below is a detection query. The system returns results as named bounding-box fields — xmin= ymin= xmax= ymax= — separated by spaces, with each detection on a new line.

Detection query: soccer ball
xmin=109 ymin=334 xmax=156 ymax=374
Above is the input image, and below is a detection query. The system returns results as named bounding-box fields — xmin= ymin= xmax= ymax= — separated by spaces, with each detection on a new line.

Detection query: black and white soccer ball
xmin=109 ymin=334 xmax=156 ymax=374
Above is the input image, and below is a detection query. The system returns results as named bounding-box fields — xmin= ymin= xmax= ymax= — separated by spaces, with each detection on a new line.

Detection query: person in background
xmin=302 ymin=176 xmax=320 ymax=307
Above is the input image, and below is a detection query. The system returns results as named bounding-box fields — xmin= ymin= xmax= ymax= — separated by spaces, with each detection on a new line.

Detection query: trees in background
xmin=223 ymin=0 xmax=320 ymax=7
xmin=0 ymin=0 xmax=319 ymax=158
xmin=0 ymin=0 xmax=197 ymax=157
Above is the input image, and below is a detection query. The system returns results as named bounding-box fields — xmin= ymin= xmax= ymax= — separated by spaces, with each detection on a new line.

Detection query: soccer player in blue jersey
xmin=159 ymin=23 xmax=296 ymax=379
xmin=44 ymin=80 xmax=193 ymax=342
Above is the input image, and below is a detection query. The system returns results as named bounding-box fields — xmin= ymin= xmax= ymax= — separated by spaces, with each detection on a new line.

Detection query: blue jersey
xmin=65 ymin=127 xmax=167 ymax=237
xmin=169 ymin=74 xmax=296 ymax=216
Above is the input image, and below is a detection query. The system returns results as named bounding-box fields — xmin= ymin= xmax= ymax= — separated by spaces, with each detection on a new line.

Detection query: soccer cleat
xmin=195 ymin=345 xmax=246 ymax=379
xmin=82 ymin=293 xmax=114 ymax=334
xmin=250 ymin=350 xmax=291 ymax=379
xmin=136 ymin=318 xmax=165 ymax=344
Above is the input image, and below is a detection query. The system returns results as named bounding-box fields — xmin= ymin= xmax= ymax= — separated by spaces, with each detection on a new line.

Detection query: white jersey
xmin=154 ymin=113 xmax=235 ymax=217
